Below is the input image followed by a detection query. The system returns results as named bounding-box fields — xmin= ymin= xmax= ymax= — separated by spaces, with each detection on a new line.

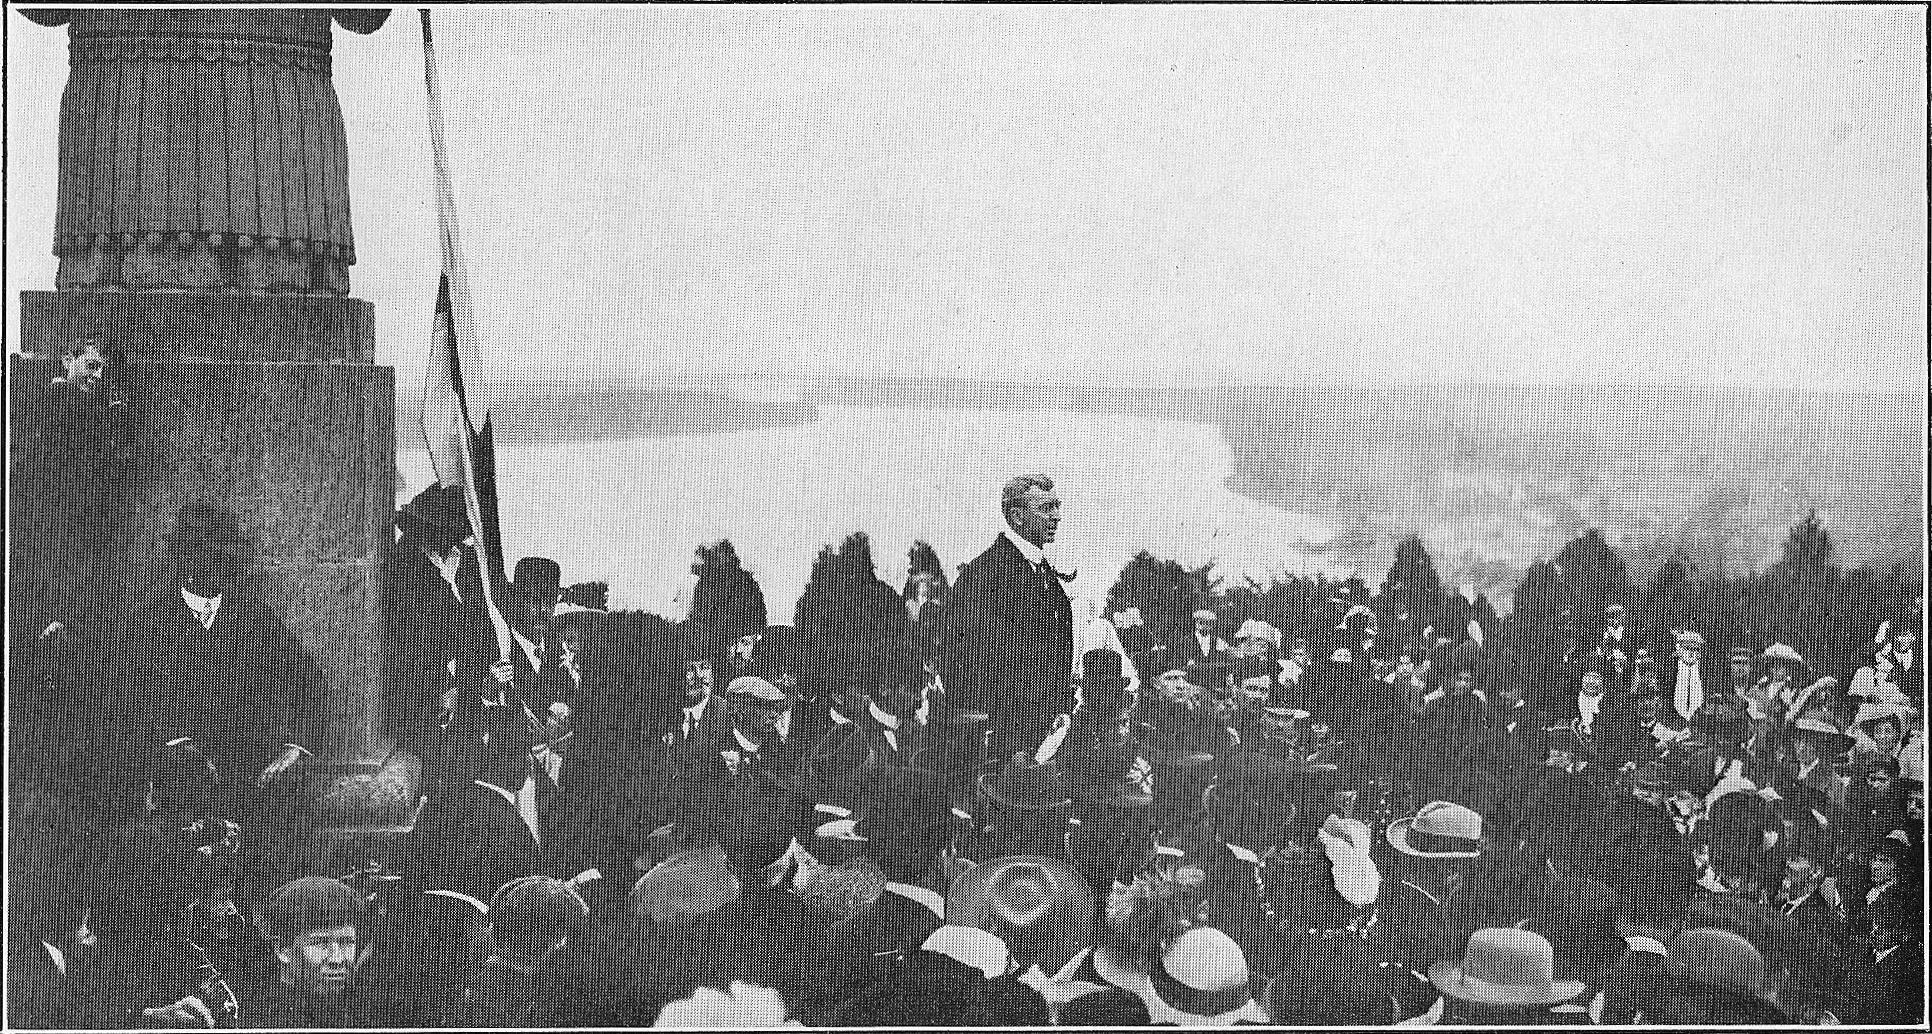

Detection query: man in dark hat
xmin=1596 ymin=761 xmax=1695 ymax=909
xmin=1064 ymin=745 xmax=1157 ymax=892
xmin=112 ymin=504 xmax=323 ymax=827
xmin=1135 ymin=664 xmax=1235 ymax=830
xmin=1846 ymin=835 xmax=1917 ymax=939
xmin=233 ymin=876 xmax=365 ymax=1027
xmin=386 ymin=484 xmax=489 ymax=755
xmin=942 ymin=474 xmax=1074 ymax=760
xmin=433 ymin=556 xmax=572 ymax=815
xmin=687 ymin=540 xmax=769 ymax=682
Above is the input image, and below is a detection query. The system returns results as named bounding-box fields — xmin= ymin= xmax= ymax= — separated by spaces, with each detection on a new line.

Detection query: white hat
xmin=921 ymin=925 xmax=1012 ymax=979
xmin=1150 ymin=927 xmax=1252 ymax=1019
xmin=654 ymin=981 xmax=802 ymax=1029
xmin=1759 ymin=643 xmax=1804 ymax=666
xmin=1386 ymin=801 xmax=1484 ymax=859
xmin=1234 ymin=619 xmax=1276 ymax=643
xmin=1706 ymin=774 xmax=1758 ymax=806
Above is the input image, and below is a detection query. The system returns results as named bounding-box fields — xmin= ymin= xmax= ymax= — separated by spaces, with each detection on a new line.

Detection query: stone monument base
xmin=15 ymin=289 xmax=412 ymax=831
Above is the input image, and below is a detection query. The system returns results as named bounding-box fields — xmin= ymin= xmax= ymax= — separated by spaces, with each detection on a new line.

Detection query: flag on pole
xmin=420 ymin=9 xmax=512 ymax=661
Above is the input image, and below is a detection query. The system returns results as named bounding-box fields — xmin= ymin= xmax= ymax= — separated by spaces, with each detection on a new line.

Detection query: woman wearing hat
xmin=1852 ymin=702 xmax=1925 ymax=775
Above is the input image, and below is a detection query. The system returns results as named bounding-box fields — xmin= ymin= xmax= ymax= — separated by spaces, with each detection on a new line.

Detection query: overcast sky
xmin=7 ymin=4 xmax=1925 ymax=393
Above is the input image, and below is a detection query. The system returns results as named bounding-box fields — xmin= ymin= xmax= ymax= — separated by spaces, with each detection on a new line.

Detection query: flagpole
xmin=421 ymin=8 xmax=513 ymax=662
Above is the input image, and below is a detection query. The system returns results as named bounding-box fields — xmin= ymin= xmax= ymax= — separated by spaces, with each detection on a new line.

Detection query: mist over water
xmin=400 ymin=381 xmax=1925 ymax=615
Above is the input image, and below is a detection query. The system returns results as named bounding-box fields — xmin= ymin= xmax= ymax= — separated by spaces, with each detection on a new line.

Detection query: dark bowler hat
xmin=978 ymin=756 xmax=1073 ymax=812
xmin=509 ymin=556 xmax=562 ymax=601
xmin=396 ymin=484 xmax=469 ymax=537
xmin=163 ymin=503 xmax=248 ymax=556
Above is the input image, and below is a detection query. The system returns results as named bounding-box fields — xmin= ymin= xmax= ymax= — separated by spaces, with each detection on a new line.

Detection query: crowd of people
xmin=8 ymin=353 xmax=1927 ymax=1030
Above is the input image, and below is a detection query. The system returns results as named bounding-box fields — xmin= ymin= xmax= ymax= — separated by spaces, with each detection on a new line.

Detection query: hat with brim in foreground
xmin=1791 ymin=715 xmax=1854 ymax=757
xmin=1147 ymin=926 xmax=1254 ymax=1021
xmin=1386 ymin=800 xmax=1484 ymax=859
xmin=977 ymin=758 xmax=1073 ymax=812
xmin=944 ymin=855 xmax=1094 ymax=975
xmin=1428 ymin=927 xmax=1586 ymax=1008
xmin=1662 ymin=927 xmax=1780 ymax=1005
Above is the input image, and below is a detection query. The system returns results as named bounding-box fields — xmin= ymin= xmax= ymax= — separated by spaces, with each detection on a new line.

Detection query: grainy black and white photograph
xmin=4 ymin=2 xmax=1927 ymax=1028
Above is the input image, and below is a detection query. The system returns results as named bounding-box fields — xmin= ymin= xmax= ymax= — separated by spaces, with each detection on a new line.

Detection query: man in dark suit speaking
xmin=942 ymin=474 xmax=1075 ymax=761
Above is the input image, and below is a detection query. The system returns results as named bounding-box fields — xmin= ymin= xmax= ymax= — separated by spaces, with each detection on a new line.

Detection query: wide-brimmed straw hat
xmin=944 ymin=855 xmax=1094 ymax=975
xmin=1428 ymin=927 xmax=1586 ymax=1007
xmin=1790 ymin=714 xmax=1854 ymax=756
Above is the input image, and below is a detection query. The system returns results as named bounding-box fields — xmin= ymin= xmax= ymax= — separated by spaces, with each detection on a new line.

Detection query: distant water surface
xmin=398 ymin=405 xmax=1345 ymax=619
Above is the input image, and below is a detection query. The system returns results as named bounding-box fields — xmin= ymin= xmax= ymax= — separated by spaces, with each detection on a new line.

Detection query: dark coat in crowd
xmin=434 ymin=625 xmax=574 ymax=801
xmin=383 ymin=540 xmax=489 ymax=752
xmin=113 ymin=588 xmax=323 ymax=791
xmin=7 ymin=936 xmax=93 ymax=1030
xmin=1854 ymin=940 xmax=1925 ymax=1024
xmin=232 ymin=976 xmax=373 ymax=1029
xmin=408 ymin=776 xmax=542 ymax=904
xmin=942 ymin=534 xmax=1074 ymax=744
xmin=9 ymin=377 xmax=139 ymax=642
